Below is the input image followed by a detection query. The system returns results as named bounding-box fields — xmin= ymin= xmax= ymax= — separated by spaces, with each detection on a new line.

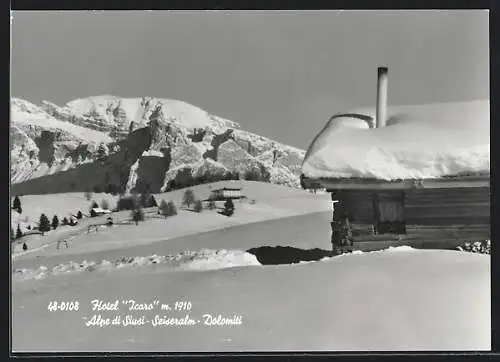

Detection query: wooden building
xmin=301 ymin=67 xmax=490 ymax=252
xmin=209 ymin=187 xmax=243 ymax=201
xmin=302 ymin=173 xmax=490 ymax=251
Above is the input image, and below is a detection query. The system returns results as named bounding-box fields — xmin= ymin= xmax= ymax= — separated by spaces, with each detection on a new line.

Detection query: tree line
xmin=164 ymin=167 xmax=270 ymax=192
xmin=11 ymin=185 xmax=237 ymax=242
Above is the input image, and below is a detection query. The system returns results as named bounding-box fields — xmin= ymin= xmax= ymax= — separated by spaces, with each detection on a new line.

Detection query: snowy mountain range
xmin=10 ymin=96 xmax=305 ymax=195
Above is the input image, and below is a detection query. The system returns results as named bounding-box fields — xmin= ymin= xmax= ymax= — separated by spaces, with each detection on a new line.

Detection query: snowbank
xmin=12 ymin=246 xmax=419 ymax=281
xmin=180 ymin=249 xmax=261 ymax=271
xmin=331 ymin=245 xmax=416 ymax=258
xmin=377 ymin=245 xmax=416 ymax=253
xmin=12 ymin=249 xmax=261 ymax=281
xmin=302 ymin=100 xmax=490 ymax=180
xmin=457 ymin=240 xmax=490 ymax=254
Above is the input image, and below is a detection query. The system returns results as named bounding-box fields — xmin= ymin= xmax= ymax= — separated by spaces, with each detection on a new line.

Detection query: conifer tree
xmin=39 ymin=214 xmax=51 ymax=232
xmin=159 ymin=199 xmax=169 ymax=217
xmin=168 ymin=201 xmax=177 ymax=216
xmin=12 ymin=196 xmax=22 ymax=213
xmin=194 ymin=200 xmax=203 ymax=213
xmin=224 ymin=199 xmax=235 ymax=217
xmin=208 ymin=200 xmax=216 ymax=210
xmin=182 ymin=189 xmax=195 ymax=208
xmin=16 ymin=224 xmax=23 ymax=238
xmin=101 ymin=199 xmax=110 ymax=210
xmin=131 ymin=208 xmax=145 ymax=225
xmin=51 ymin=215 xmax=59 ymax=230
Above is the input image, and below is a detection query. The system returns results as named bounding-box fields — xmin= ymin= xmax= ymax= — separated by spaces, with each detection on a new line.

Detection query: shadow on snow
xmin=246 ymin=245 xmax=335 ymax=266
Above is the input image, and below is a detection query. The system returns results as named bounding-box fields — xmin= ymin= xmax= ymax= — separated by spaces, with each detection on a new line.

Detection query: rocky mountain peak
xmin=10 ymin=95 xmax=305 ymax=194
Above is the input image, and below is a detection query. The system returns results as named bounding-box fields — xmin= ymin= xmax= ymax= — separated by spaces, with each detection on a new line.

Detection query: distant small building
xmin=209 ymin=187 xmax=243 ymax=201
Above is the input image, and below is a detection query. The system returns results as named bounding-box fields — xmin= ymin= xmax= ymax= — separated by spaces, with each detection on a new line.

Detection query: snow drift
xmin=12 ymin=249 xmax=261 ymax=281
xmin=302 ymin=100 xmax=490 ymax=180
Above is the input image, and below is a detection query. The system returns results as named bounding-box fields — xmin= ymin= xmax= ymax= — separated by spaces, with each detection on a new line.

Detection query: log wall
xmin=404 ymin=187 xmax=490 ymax=226
xmin=330 ymin=186 xmax=491 ymax=246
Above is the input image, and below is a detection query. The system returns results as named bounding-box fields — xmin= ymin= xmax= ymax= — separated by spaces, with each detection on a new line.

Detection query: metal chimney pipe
xmin=376 ymin=67 xmax=388 ymax=128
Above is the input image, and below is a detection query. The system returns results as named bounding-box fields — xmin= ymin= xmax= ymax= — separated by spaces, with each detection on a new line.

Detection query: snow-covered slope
xmin=12 ymin=98 xmax=113 ymax=143
xmin=12 ymin=247 xmax=490 ymax=351
xmin=64 ymin=95 xmax=238 ymax=132
xmin=302 ymin=100 xmax=490 ymax=180
xmin=11 ymin=96 xmax=305 ymax=193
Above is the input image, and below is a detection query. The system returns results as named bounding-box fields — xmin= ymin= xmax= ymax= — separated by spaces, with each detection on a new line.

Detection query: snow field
xmin=12 ymin=247 xmax=490 ymax=351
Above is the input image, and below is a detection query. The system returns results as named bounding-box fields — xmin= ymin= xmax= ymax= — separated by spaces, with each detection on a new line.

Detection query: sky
xmin=11 ymin=10 xmax=489 ymax=149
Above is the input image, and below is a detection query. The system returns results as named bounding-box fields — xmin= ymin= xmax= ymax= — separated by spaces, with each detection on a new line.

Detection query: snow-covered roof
xmin=91 ymin=207 xmax=111 ymax=214
xmin=212 ymin=187 xmax=242 ymax=191
xmin=301 ymin=100 xmax=490 ymax=181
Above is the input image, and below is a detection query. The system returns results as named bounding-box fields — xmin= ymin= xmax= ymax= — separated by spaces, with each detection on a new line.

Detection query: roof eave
xmin=301 ymin=173 xmax=490 ymax=190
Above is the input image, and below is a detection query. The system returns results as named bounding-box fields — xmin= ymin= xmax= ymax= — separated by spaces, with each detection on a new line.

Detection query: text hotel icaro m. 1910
xmin=47 ymin=299 xmax=244 ymax=327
